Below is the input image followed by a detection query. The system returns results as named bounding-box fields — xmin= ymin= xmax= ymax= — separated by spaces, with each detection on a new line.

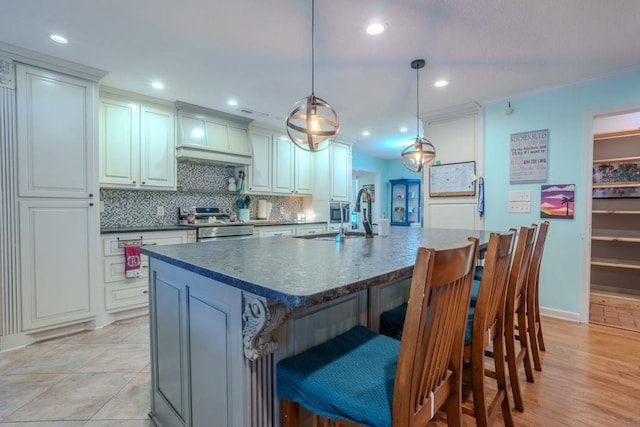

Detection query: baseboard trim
xmin=540 ymin=306 xmax=582 ymax=323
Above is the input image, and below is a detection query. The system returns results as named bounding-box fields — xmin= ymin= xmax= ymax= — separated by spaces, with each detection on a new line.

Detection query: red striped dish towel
xmin=124 ymin=244 xmax=142 ymax=278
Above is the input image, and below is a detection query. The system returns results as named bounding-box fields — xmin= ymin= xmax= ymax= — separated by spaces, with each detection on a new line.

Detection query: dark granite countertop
xmin=141 ymin=227 xmax=494 ymax=308
xmin=101 ymin=221 xmax=326 ymax=234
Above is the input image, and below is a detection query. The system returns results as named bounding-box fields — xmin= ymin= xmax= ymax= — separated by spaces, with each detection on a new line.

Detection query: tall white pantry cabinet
xmin=16 ymin=64 xmax=100 ymax=331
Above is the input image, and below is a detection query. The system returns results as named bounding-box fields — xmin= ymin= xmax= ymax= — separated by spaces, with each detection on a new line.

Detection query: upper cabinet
xmin=329 ymin=141 xmax=351 ymax=202
xmin=99 ymin=95 xmax=176 ymax=190
xmin=246 ymin=127 xmax=313 ymax=196
xmin=175 ymin=101 xmax=252 ymax=166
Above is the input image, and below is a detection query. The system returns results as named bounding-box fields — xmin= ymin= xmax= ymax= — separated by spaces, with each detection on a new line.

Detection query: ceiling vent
xmin=236 ymin=107 xmax=269 ymax=118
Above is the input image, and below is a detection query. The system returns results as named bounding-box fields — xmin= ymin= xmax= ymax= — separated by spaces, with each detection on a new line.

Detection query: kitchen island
xmin=142 ymin=227 xmax=492 ymax=427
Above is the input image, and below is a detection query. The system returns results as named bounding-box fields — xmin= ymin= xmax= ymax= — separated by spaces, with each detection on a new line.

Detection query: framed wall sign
xmin=510 ymin=129 xmax=548 ymax=183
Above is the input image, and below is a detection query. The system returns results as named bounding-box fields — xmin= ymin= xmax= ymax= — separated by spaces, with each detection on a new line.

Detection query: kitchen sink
xmin=294 ymin=232 xmax=369 ymax=241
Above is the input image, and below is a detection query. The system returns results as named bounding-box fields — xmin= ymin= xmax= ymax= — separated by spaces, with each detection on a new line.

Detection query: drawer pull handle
xmin=143 ymin=290 xmax=149 ymax=294
xmin=142 ymin=242 xmax=157 ymax=246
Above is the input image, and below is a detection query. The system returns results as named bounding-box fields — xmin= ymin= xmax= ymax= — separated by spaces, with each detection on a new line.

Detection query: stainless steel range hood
xmin=175 ymin=101 xmax=254 ymax=166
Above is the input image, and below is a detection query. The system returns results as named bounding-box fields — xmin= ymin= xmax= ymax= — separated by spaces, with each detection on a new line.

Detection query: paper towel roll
xmin=257 ymin=200 xmax=267 ymax=219
xmin=266 ymin=202 xmax=273 ymax=220
xmin=378 ymin=218 xmax=390 ymax=236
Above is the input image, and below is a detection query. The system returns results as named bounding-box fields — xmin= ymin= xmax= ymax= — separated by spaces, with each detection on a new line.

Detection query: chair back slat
xmin=475 ymin=231 xmax=516 ymax=338
xmin=527 ymin=221 xmax=549 ymax=302
xmin=508 ymin=226 xmax=536 ymax=308
xmin=393 ymin=238 xmax=478 ymax=426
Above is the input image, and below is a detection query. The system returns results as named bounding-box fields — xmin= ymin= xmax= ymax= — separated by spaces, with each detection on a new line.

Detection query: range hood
xmin=175 ymin=101 xmax=254 ymax=166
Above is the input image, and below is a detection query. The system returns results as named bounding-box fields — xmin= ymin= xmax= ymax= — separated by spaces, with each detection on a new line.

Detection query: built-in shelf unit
xmin=591 ymin=130 xmax=640 ymax=298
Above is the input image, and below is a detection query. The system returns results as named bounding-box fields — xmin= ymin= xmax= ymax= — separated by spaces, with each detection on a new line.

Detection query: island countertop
xmin=141 ymin=227 xmax=493 ymax=308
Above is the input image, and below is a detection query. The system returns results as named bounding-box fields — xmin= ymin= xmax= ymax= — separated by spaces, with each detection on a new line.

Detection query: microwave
xmin=329 ymin=202 xmax=350 ymax=223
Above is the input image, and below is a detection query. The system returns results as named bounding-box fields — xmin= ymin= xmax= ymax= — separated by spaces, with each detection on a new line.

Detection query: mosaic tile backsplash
xmin=100 ymin=163 xmax=303 ymax=228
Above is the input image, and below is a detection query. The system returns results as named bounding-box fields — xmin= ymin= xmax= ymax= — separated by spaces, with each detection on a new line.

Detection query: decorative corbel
xmin=242 ymin=295 xmax=292 ymax=361
xmin=0 ymin=57 xmax=15 ymax=89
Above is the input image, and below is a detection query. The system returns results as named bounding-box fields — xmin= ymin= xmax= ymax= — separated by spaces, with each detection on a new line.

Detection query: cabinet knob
xmin=89 ymin=203 xmax=94 ymax=206
xmin=132 ymin=181 xmax=136 ymax=184
xmin=88 ymin=193 xmax=94 ymax=198
xmin=142 ymin=181 xmax=146 ymax=185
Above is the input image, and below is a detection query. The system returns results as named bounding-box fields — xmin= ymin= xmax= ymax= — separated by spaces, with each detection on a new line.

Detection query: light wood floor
xmin=431 ymin=316 xmax=640 ymax=426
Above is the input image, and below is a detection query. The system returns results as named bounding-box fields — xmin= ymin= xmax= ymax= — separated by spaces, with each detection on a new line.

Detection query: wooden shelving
xmin=591 ymin=126 xmax=640 ymax=303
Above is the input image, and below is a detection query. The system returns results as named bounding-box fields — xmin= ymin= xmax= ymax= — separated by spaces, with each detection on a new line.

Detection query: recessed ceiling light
xmin=227 ymin=99 xmax=238 ymax=106
xmin=400 ymin=127 xmax=408 ymax=133
xmin=434 ymin=80 xmax=449 ymax=88
xmin=49 ymin=34 xmax=68 ymax=44
xmin=366 ymin=23 xmax=385 ymax=35
xmin=362 ymin=130 xmax=370 ymax=136
xmin=151 ymin=81 xmax=164 ymax=89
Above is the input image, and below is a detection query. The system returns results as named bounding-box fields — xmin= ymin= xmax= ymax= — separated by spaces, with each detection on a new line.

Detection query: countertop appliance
xmin=179 ymin=207 xmax=254 ymax=241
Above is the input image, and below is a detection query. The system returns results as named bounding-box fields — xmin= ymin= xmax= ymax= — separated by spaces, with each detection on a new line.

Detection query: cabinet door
xmin=140 ymin=106 xmax=176 ymax=189
xmin=17 ymin=64 xmax=96 ymax=198
xmin=330 ymin=142 xmax=350 ymax=201
xmin=99 ymin=98 xmax=139 ymax=187
xmin=20 ymin=199 xmax=96 ymax=330
xmin=295 ymin=146 xmax=313 ymax=195
xmin=272 ymin=137 xmax=294 ymax=194
xmin=248 ymin=131 xmax=272 ymax=193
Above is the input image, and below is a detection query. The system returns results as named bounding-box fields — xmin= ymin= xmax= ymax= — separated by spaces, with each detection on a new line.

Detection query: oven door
xmin=197 ymin=225 xmax=254 ymax=241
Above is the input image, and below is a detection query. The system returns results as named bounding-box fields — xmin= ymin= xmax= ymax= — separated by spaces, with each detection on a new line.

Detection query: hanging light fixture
xmin=286 ymin=0 xmax=339 ymax=152
xmin=401 ymin=59 xmax=436 ymax=172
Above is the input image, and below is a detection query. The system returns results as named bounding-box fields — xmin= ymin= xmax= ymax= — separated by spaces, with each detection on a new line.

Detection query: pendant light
xmin=401 ymin=59 xmax=436 ymax=172
xmin=286 ymin=0 xmax=339 ymax=152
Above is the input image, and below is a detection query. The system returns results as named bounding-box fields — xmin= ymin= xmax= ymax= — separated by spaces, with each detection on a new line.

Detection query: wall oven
xmin=329 ymin=202 xmax=350 ymax=223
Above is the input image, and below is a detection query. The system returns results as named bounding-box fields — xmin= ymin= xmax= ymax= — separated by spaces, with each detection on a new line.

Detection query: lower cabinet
xmin=149 ymin=258 xmax=244 ymax=427
xmin=257 ymin=225 xmax=296 ymax=237
xmin=101 ymin=230 xmax=195 ymax=312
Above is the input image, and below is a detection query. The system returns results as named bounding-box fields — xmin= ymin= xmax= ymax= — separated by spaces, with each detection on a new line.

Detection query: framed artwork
xmin=541 ymin=184 xmax=574 ymax=219
xmin=510 ymin=129 xmax=549 ymax=183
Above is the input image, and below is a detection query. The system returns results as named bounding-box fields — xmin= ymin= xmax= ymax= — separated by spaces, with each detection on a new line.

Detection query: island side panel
xmin=148 ymin=257 xmax=245 ymax=427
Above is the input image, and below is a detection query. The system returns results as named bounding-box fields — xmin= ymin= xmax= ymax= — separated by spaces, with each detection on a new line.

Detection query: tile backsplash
xmin=100 ymin=163 xmax=303 ymax=228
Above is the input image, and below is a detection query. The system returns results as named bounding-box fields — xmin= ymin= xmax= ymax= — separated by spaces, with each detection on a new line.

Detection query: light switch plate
xmin=508 ymin=190 xmax=531 ymax=202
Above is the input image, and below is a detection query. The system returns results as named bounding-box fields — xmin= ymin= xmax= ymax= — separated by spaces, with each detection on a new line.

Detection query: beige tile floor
xmin=0 ymin=316 xmax=154 ymax=426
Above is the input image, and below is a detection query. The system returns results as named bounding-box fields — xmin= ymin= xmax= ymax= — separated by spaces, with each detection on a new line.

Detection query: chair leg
xmin=535 ymin=288 xmax=546 ymax=352
xmin=517 ymin=304 xmax=535 ymax=383
xmin=470 ymin=344 xmax=490 ymax=427
xmin=494 ymin=326 xmax=514 ymax=427
xmin=527 ymin=300 xmax=543 ymax=371
xmin=282 ymin=399 xmax=300 ymax=427
xmin=504 ymin=310 xmax=525 ymax=412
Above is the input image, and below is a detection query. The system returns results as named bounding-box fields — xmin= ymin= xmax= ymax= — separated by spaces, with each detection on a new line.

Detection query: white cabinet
xmin=247 ymin=130 xmax=272 ymax=193
xmin=248 ymin=127 xmax=313 ymax=196
xmin=296 ymin=224 xmax=327 ymax=236
xmin=16 ymin=64 xmax=99 ymax=331
xmin=101 ymin=230 xmax=196 ymax=312
xmin=257 ymin=225 xmax=296 ymax=237
xmin=272 ymin=137 xmax=313 ymax=195
xmin=330 ymin=142 xmax=351 ymax=202
xmin=100 ymin=96 xmax=176 ymax=190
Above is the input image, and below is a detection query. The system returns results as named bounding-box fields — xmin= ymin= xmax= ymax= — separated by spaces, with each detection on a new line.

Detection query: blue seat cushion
xmin=474 ymin=265 xmax=483 ymax=281
xmin=277 ymin=325 xmax=400 ymax=427
xmin=469 ymin=279 xmax=481 ymax=307
xmin=379 ymin=303 xmax=476 ymax=346
xmin=379 ymin=303 xmax=407 ymax=340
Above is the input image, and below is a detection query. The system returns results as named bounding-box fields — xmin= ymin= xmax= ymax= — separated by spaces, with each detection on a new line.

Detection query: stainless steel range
xmin=179 ymin=207 xmax=254 ymax=242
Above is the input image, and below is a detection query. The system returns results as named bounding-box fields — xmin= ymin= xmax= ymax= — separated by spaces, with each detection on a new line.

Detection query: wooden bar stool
xmin=526 ymin=221 xmax=550 ymax=371
xmin=461 ymin=231 xmax=515 ymax=427
xmin=504 ymin=225 xmax=536 ymax=412
xmin=276 ymin=239 xmax=479 ymax=427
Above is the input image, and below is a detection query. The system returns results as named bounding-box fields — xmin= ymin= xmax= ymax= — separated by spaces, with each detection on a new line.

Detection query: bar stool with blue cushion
xmin=277 ymin=238 xmax=479 ymax=427
xmin=461 ymin=231 xmax=515 ymax=427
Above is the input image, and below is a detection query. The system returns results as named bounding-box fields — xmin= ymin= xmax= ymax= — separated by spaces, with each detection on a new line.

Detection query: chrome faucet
xmin=336 ymin=202 xmax=347 ymax=242
xmin=354 ymin=187 xmax=374 ymax=238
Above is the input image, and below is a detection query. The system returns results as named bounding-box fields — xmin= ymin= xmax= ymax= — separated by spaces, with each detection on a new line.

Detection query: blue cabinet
xmin=390 ymin=179 xmax=421 ymax=226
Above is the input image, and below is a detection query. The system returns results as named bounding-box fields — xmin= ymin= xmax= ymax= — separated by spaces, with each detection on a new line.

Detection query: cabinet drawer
xmin=296 ymin=225 xmax=326 ymax=236
xmin=258 ymin=226 xmax=295 ymax=237
xmin=105 ymin=284 xmax=149 ymax=311
xmin=103 ymin=232 xmax=189 ymax=256
xmin=104 ymin=256 xmax=149 ymax=283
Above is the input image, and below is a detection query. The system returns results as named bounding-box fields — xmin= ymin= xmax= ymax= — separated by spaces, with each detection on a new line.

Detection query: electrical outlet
xmin=157 ymin=206 xmax=165 ymax=216
xmin=508 ymin=201 xmax=531 ymax=213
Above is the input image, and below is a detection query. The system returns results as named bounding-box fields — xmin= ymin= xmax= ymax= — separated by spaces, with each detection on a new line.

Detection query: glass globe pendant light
xmin=286 ymin=0 xmax=339 ymax=152
xmin=401 ymin=59 xmax=436 ymax=172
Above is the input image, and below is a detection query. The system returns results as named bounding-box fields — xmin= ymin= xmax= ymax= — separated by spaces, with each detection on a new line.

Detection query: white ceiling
xmin=3 ymin=0 xmax=640 ymax=158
